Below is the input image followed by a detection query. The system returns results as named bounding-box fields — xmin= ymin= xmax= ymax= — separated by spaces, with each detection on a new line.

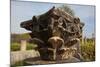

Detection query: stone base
xmin=24 ymin=57 xmax=80 ymax=65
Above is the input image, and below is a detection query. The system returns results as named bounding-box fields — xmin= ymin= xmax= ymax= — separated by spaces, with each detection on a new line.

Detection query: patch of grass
xmin=26 ymin=43 xmax=37 ymax=50
xmin=81 ymin=41 xmax=95 ymax=61
xmin=11 ymin=42 xmax=20 ymax=51
xmin=11 ymin=42 xmax=37 ymax=51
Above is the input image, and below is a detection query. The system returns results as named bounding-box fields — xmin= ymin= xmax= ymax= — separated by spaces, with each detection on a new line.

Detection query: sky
xmin=11 ymin=0 xmax=95 ymax=38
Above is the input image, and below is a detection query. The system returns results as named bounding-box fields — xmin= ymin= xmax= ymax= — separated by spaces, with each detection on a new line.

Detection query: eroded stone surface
xmin=20 ymin=6 xmax=84 ymax=61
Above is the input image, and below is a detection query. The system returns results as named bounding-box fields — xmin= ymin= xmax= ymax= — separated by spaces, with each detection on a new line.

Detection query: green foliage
xmin=11 ymin=33 xmax=31 ymax=43
xmin=11 ymin=42 xmax=20 ymax=51
xmin=19 ymin=33 xmax=31 ymax=39
xmin=11 ymin=42 xmax=37 ymax=51
xmin=59 ymin=4 xmax=75 ymax=16
xmin=81 ymin=40 xmax=95 ymax=61
xmin=11 ymin=33 xmax=37 ymax=51
xmin=26 ymin=43 xmax=37 ymax=50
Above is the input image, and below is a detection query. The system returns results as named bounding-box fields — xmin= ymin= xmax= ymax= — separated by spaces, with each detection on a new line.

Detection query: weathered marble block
xmin=20 ymin=6 xmax=84 ymax=61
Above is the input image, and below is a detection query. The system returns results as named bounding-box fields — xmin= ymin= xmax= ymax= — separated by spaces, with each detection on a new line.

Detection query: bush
xmin=11 ymin=42 xmax=20 ymax=51
xmin=26 ymin=43 xmax=37 ymax=50
xmin=81 ymin=41 xmax=95 ymax=61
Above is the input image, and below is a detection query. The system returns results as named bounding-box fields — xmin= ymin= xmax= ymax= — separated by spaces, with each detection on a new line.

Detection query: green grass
xmin=11 ymin=42 xmax=20 ymax=51
xmin=26 ymin=43 xmax=37 ymax=50
xmin=11 ymin=42 xmax=37 ymax=51
xmin=81 ymin=41 xmax=95 ymax=61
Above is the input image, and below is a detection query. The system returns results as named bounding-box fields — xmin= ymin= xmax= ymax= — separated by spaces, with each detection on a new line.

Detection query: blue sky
xmin=11 ymin=0 xmax=95 ymax=38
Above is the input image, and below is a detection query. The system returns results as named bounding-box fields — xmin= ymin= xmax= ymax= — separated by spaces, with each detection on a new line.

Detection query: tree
xmin=59 ymin=4 xmax=75 ymax=16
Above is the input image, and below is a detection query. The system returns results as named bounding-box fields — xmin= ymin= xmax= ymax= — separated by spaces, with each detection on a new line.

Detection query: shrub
xmin=26 ymin=43 xmax=37 ymax=50
xmin=11 ymin=42 xmax=20 ymax=51
xmin=81 ymin=41 xmax=95 ymax=61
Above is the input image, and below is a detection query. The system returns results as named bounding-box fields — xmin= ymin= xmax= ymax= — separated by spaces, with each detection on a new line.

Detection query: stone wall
xmin=11 ymin=50 xmax=39 ymax=64
xmin=11 ymin=40 xmax=40 ymax=64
